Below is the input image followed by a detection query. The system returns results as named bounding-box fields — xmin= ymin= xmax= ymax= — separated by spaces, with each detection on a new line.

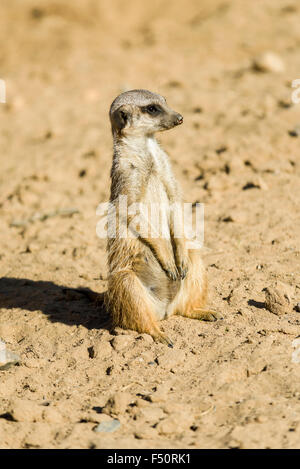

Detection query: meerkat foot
xmin=160 ymin=335 xmax=174 ymax=348
xmin=177 ymin=308 xmax=223 ymax=322
xmin=153 ymin=331 xmax=174 ymax=347
xmin=191 ymin=309 xmax=223 ymax=322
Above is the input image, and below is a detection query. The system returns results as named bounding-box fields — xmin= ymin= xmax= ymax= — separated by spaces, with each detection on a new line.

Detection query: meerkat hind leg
xmin=170 ymin=250 xmax=223 ymax=322
xmin=107 ymin=271 xmax=173 ymax=347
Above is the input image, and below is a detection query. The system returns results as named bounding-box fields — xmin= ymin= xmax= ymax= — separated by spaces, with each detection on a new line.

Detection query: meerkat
xmin=105 ymin=89 xmax=221 ymax=345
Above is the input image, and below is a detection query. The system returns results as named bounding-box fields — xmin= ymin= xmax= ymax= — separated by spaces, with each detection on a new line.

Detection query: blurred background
xmin=1 ymin=0 xmax=299 ymax=276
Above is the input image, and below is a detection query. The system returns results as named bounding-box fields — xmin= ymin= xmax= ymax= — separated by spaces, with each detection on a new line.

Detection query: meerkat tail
xmin=105 ymin=271 xmax=173 ymax=346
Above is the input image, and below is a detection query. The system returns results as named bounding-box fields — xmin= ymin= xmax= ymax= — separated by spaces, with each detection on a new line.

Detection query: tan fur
xmin=105 ymin=90 xmax=221 ymax=345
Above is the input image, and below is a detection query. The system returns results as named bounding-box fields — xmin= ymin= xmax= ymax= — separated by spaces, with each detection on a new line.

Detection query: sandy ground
xmin=0 ymin=0 xmax=300 ymax=449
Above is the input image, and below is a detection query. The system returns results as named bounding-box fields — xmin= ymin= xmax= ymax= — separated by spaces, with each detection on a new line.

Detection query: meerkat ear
xmin=111 ymin=105 xmax=129 ymax=131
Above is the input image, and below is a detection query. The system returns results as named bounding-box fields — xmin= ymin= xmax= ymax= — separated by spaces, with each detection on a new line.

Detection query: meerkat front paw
xmin=163 ymin=260 xmax=180 ymax=281
xmin=174 ymin=247 xmax=189 ymax=279
xmin=177 ymin=257 xmax=189 ymax=279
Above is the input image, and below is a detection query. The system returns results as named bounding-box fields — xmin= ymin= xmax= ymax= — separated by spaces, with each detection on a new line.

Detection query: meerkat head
xmin=109 ymin=89 xmax=183 ymax=137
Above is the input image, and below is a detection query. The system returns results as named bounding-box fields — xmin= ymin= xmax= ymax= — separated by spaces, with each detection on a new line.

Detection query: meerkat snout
xmin=109 ymin=89 xmax=183 ymax=136
xmin=173 ymin=113 xmax=183 ymax=125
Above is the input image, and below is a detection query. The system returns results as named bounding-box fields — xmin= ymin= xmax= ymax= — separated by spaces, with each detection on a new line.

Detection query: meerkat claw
xmin=167 ymin=271 xmax=177 ymax=281
xmin=179 ymin=265 xmax=188 ymax=279
xmin=166 ymin=337 xmax=174 ymax=348
xmin=157 ymin=333 xmax=173 ymax=347
xmin=165 ymin=266 xmax=179 ymax=281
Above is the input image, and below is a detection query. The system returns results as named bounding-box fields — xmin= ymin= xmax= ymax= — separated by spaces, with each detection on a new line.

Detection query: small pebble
xmin=295 ymin=303 xmax=300 ymax=313
xmin=288 ymin=127 xmax=300 ymax=137
xmin=253 ymin=52 xmax=285 ymax=73
xmin=93 ymin=419 xmax=121 ymax=433
xmin=0 ymin=340 xmax=20 ymax=370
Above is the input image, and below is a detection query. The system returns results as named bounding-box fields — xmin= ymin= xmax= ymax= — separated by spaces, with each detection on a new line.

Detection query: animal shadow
xmin=0 ymin=277 xmax=111 ymax=330
xmin=248 ymin=299 xmax=266 ymax=309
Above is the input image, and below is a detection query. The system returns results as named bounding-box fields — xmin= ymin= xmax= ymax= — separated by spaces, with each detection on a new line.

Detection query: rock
xmin=0 ymin=340 xmax=20 ymax=370
xmin=150 ymin=382 xmax=170 ymax=403
xmin=135 ymin=397 xmax=151 ymax=409
xmin=288 ymin=126 xmax=300 ymax=138
xmin=112 ymin=327 xmax=137 ymax=336
xmin=23 ymin=423 xmax=53 ymax=448
xmin=255 ymin=415 xmax=268 ymax=423
xmin=139 ymin=406 xmax=165 ymax=424
xmin=162 ymin=402 xmax=191 ymax=416
xmin=93 ymin=419 xmax=121 ymax=433
xmin=253 ymin=52 xmax=285 ymax=73
xmin=7 ymin=398 xmax=44 ymax=422
xmin=247 ymin=357 xmax=268 ymax=376
xmin=156 ymin=416 xmax=178 ymax=435
xmin=24 ymin=358 xmax=47 ymax=368
xmin=263 ymin=282 xmax=292 ymax=316
xmin=102 ymin=392 xmax=132 ymax=416
xmin=42 ymin=407 xmax=64 ymax=424
xmin=227 ymin=438 xmax=241 ymax=449
xmin=136 ymin=333 xmax=153 ymax=344
xmin=92 ymin=341 xmax=112 ymax=359
xmin=156 ymin=349 xmax=186 ymax=370
xmin=156 ymin=402 xmax=194 ymax=435
xmin=156 ymin=411 xmax=194 ymax=436
xmin=111 ymin=335 xmax=134 ymax=351
xmin=295 ymin=303 xmax=300 ymax=313
xmin=225 ymin=284 xmax=247 ymax=307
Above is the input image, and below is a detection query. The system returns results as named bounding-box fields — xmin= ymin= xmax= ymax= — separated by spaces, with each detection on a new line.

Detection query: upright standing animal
xmin=105 ymin=89 xmax=221 ymax=345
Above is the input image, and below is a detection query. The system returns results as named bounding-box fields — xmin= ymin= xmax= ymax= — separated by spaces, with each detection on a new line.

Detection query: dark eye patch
xmin=141 ymin=104 xmax=163 ymax=116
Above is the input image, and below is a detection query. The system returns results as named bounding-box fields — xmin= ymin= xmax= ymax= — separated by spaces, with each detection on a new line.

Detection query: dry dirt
xmin=0 ymin=0 xmax=300 ymax=449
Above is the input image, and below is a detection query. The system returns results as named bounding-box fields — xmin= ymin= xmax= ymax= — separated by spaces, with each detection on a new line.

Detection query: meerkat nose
xmin=175 ymin=113 xmax=183 ymax=125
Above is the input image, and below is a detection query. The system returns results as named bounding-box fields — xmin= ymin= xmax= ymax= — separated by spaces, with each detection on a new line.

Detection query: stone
xmin=149 ymin=382 xmax=170 ymax=403
xmin=102 ymin=392 xmax=132 ymax=416
xmin=93 ymin=419 xmax=121 ymax=433
xmin=253 ymin=52 xmax=285 ymax=73
xmin=7 ymin=398 xmax=44 ymax=422
xmin=139 ymin=406 xmax=165 ymax=424
xmin=288 ymin=126 xmax=300 ymax=138
xmin=156 ymin=349 xmax=186 ymax=370
xmin=42 ymin=407 xmax=64 ymax=423
xmin=264 ymin=282 xmax=292 ymax=316
xmin=156 ymin=404 xmax=194 ymax=435
xmin=136 ymin=333 xmax=153 ymax=344
xmin=0 ymin=340 xmax=20 ymax=370
xmin=92 ymin=341 xmax=112 ymax=359
xmin=111 ymin=335 xmax=134 ymax=351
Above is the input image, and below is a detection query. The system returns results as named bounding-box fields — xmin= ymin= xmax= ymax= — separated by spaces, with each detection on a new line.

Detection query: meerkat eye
xmin=141 ymin=104 xmax=162 ymax=116
xmin=148 ymin=105 xmax=161 ymax=115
